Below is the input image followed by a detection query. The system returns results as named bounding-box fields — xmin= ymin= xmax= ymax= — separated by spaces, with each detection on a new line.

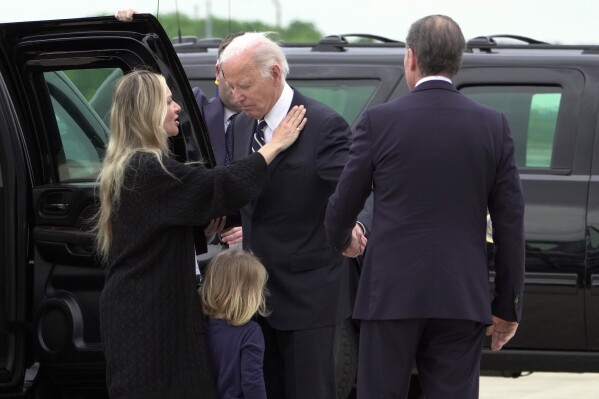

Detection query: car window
xmin=461 ymin=86 xmax=561 ymax=168
xmin=43 ymin=69 xmax=118 ymax=182
xmin=190 ymin=78 xmax=378 ymax=126
xmin=289 ymin=80 xmax=378 ymax=126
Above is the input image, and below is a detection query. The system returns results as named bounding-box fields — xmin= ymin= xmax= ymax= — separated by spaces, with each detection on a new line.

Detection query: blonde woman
xmin=200 ymin=250 xmax=270 ymax=399
xmin=97 ymin=70 xmax=305 ymax=399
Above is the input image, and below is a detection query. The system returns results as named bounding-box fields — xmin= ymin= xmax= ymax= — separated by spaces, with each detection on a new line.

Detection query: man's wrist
xmin=356 ymin=221 xmax=367 ymax=236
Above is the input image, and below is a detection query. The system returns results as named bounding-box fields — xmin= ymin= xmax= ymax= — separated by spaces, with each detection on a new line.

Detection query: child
xmin=200 ymin=249 xmax=270 ymax=399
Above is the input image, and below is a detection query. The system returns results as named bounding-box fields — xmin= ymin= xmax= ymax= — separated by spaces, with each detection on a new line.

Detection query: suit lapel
xmin=203 ymin=97 xmax=226 ymax=165
xmin=232 ymin=89 xmax=304 ymax=173
xmin=232 ymin=113 xmax=254 ymax=160
xmin=265 ymin=90 xmax=304 ymax=175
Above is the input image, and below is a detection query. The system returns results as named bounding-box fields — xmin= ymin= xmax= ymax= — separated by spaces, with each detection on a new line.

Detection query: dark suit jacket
xmin=193 ymin=87 xmax=228 ymax=166
xmin=232 ymin=89 xmax=353 ymax=330
xmin=325 ymin=80 xmax=525 ymax=325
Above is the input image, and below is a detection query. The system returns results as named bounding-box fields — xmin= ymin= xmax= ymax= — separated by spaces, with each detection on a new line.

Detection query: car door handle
xmin=45 ymin=203 xmax=70 ymax=212
xmin=33 ymin=227 xmax=98 ymax=267
xmin=40 ymin=192 xmax=72 ymax=215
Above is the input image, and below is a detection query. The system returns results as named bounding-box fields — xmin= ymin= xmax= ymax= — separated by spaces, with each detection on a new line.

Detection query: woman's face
xmin=163 ymin=87 xmax=181 ymax=136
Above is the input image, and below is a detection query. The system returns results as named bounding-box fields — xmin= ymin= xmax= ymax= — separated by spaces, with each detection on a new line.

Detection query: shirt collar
xmin=223 ymin=107 xmax=236 ymax=127
xmin=416 ymin=76 xmax=452 ymax=87
xmin=262 ymin=83 xmax=294 ymax=142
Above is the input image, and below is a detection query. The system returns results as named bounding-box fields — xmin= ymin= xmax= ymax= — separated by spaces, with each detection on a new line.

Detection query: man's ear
xmin=214 ymin=64 xmax=221 ymax=82
xmin=407 ymin=48 xmax=417 ymax=72
xmin=271 ymin=64 xmax=282 ymax=82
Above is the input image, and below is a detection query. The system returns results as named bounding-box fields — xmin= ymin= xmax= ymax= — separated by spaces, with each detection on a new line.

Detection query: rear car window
xmin=461 ymin=86 xmax=561 ymax=169
xmin=290 ymin=79 xmax=377 ymax=126
xmin=192 ymin=78 xmax=378 ymax=126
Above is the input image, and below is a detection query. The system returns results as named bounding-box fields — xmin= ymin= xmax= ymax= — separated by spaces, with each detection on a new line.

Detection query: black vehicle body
xmin=176 ymin=34 xmax=599 ymax=375
xmin=1 ymin=13 xmax=599 ymax=398
xmin=0 ymin=14 xmax=213 ymax=398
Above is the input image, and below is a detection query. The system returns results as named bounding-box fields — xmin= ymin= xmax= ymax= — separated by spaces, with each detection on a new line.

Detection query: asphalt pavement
xmin=480 ymin=372 xmax=599 ymax=398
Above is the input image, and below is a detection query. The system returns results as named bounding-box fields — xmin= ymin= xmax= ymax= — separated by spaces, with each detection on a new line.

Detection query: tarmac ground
xmin=480 ymin=372 xmax=599 ymax=398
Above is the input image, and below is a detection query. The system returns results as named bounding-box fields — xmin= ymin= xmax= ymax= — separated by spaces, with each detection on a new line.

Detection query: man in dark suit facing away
xmin=219 ymin=32 xmax=368 ymax=399
xmin=192 ymin=31 xmax=244 ymax=168
xmin=325 ymin=15 xmax=525 ymax=399
xmin=192 ymin=32 xmax=246 ymax=249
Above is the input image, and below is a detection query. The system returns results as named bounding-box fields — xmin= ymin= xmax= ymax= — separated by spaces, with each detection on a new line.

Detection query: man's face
xmin=215 ymin=65 xmax=241 ymax=112
xmin=221 ymin=51 xmax=280 ymax=120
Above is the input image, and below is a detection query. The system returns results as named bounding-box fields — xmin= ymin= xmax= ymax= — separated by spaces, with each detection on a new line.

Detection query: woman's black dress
xmin=99 ymin=152 xmax=267 ymax=398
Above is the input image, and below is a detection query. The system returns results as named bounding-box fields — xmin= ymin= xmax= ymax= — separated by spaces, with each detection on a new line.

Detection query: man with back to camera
xmin=325 ymin=15 xmax=525 ymax=399
xmin=219 ymin=32 xmax=369 ymax=398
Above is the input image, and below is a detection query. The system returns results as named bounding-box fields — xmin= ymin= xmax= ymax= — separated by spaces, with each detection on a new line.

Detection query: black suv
xmin=1 ymin=14 xmax=598 ymax=399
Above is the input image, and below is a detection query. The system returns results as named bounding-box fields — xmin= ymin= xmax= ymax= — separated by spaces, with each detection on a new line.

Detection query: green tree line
xmin=155 ymin=12 xmax=323 ymax=42
xmin=68 ymin=13 xmax=322 ymax=99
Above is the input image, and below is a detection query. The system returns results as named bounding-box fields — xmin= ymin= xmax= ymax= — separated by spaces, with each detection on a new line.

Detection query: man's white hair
xmin=219 ymin=32 xmax=289 ymax=80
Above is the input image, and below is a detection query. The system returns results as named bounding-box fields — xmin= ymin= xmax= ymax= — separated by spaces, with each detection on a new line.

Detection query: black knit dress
xmin=99 ymin=152 xmax=267 ymax=399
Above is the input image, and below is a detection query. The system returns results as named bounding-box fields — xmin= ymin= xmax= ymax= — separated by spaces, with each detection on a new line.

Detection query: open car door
xmin=0 ymin=14 xmax=212 ymax=397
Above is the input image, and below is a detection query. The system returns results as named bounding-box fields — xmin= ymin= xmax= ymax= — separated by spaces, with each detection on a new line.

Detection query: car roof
xmin=173 ymin=33 xmax=599 ymax=70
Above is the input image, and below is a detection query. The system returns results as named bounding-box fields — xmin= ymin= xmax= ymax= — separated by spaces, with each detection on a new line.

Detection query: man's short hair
xmin=217 ymin=31 xmax=245 ymax=59
xmin=405 ymin=15 xmax=466 ymax=77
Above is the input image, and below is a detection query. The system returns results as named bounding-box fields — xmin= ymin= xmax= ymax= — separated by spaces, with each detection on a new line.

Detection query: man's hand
xmin=259 ymin=106 xmax=307 ymax=163
xmin=220 ymin=226 xmax=243 ymax=245
xmin=485 ymin=315 xmax=519 ymax=351
xmin=203 ymin=217 xmax=226 ymax=237
xmin=115 ymin=9 xmax=136 ymax=22
xmin=342 ymin=224 xmax=367 ymax=258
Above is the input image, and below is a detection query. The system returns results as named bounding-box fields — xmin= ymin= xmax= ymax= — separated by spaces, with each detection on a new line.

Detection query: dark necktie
xmin=224 ymin=113 xmax=237 ymax=166
xmin=252 ymin=120 xmax=267 ymax=153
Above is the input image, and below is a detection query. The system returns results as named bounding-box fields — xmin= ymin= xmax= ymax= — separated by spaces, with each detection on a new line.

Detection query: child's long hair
xmin=200 ymin=250 xmax=270 ymax=326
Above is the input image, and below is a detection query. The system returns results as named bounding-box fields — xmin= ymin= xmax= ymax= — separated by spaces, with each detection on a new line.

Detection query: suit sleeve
xmin=356 ymin=192 xmax=374 ymax=236
xmin=487 ymin=113 xmax=526 ymax=322
xmin=325 ymin=110 xmax=375 ymax=251
xmin=192 ymin=87 xmax=210 ymax=109
xmin=240 ymin=325 xmax=267 ymax=399
xmin=315 ymin=111 xmax=352 ymax=183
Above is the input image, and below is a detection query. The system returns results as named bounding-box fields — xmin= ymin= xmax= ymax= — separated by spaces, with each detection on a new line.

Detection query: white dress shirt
xmin=261 ymin=83 xmax=294 ymax=143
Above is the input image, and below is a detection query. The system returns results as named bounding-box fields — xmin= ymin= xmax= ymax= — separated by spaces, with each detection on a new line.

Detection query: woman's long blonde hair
xmin=95 ymin=70 xmax=171 ymax=259
xmin=200 ymin=250 xmax=270 ymax=326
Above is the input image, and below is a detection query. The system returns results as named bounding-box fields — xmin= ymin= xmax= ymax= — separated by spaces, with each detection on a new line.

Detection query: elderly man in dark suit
xmin=219 ymin=32 xmax=368 ymax=399
xmin=325 ymin=15 xmax=525 ymax=399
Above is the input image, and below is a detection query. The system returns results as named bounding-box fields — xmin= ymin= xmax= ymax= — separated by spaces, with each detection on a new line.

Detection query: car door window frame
xmin=455 ymin=66 xmax=585 ymax=175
